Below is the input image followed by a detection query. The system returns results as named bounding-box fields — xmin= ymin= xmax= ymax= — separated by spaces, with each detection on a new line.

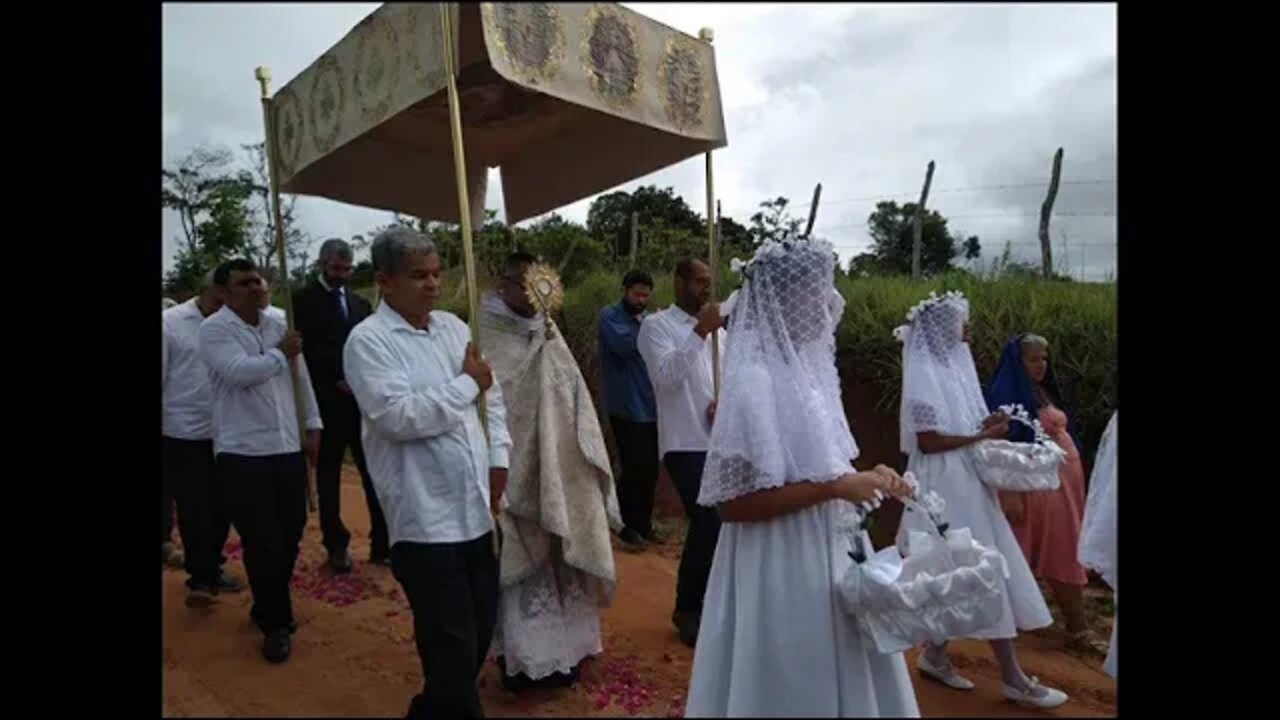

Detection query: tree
xmin=634 ymin=217 xmax=706 ymax=272
xmin=378 ymin=209 xmax=514 ymax=278
xmin=718 ymin=215 xmax=753 ymax=257
xmin=586 ymin=185 xmax=706 ymax=262
xmin=161 ymin=146 xmax=237 ymax=255
xmin=242 ymin=142 xmax=310 ymax=277
xmin=846 ymin=200 xmax=975 ymax=277
xmin=162 ymin=142 xmax=313 ymax=296
xmin=162 ymin=145 xmax=261 ymax=295
xmin=585 ymin=191 xmax=634 ymax=262
xmin=748 ymin=196 xmax=804 ymax=247
xmin=515 ymin=214 xmax=607 ymax=284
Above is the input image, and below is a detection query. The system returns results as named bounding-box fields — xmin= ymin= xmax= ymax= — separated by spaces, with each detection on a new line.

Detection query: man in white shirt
xmin=162 ymin=270 xmax=245 ymax=607
xmin=636 ymin=257 xmax=727 ymax=648
xmin=199 ymin=259 xmax=322 ymax=665
xmin=343 ymin=228 xmax=512 ymax=720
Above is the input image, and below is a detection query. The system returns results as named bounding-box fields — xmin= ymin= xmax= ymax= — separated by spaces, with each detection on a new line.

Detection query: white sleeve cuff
xmin=267 ymin=348 xmax=289 ymax=370
xmin=455 ymin=373 xmax=481 ymax=400
xmin=682 ymin=327 xmax=706 ymax=350
xmin=488 ymin=447 xmax=509 ymax=469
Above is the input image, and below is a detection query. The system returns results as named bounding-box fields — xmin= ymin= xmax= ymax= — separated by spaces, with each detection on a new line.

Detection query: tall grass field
xmin=346 ymin=267 xmax=1116 ymax=462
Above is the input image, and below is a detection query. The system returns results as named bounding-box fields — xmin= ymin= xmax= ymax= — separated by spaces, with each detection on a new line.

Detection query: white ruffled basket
xmin=837 ymin=497 xmax=1009 ymax=655
xmin=970 ymin=404 xmax=1065 ymax=493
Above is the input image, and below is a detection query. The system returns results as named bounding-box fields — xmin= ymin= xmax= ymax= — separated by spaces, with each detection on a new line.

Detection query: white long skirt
xmin=1104 ymin=609 xmax=1117 ymax=678
xmin=492 ymin=563 xmax=603 ymax=680
xmin=901 ymin=449 xmax=1053 ymax=639
xmin=686 ymin=500 xmax=920 ymax=718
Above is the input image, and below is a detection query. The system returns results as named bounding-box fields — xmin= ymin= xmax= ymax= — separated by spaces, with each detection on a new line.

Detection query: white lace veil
xmin=896 ymin=293 xmax=991 ymax=454
xmin=1079 ymin=411 xmax=1117 ymax=590
xmin=698 ymin=239 xmax=858 ymax=507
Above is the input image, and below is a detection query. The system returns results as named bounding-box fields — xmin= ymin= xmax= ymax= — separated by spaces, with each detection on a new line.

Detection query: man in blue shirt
xmin=598 ymin=270 xmax=660 ymax=551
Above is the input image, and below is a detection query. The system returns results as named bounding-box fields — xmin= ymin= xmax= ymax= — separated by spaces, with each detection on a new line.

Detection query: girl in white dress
xmin=685 ymin=240 xmax=920 ymax=718
xmin=1079 ymin=411 xmax=1117 ymax=678
xmin=894 ymin=292 xmax=1067 ymax=709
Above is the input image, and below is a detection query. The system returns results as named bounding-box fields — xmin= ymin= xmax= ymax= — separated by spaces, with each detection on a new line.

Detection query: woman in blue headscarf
xmin=986 ymin=334 xmax=1103 ymax=654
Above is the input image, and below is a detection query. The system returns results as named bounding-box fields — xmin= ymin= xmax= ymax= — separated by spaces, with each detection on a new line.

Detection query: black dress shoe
xmin=639 ymin=527 xmax=668 ymax=545
xmin=329 ymin=550 xmax=354 ymax=574
xmin=672 ymin=609 xmax=699 ymax=648
xmin=263 ymin=629 xmax=292 ymax=664
xmin=617 ymin=528 xmax=648 ymax=553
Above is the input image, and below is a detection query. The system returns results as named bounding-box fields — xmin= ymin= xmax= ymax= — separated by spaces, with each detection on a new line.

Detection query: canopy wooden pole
xmin=440 ymin=5 xmax=500 ymax=558
xmin=255 ymin=66 xmax=317 ymax=512
xmin=439 ymin=2 xmax=487 ymax=433
xmin=700 ymin=27 xmax=721 ymax=401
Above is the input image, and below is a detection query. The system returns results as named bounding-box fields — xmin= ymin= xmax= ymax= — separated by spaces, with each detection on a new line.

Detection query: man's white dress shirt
xmin=162 ymin=298 xmax=216 ymax=441
xmin=198 ymin=305 xmax=322 ymax=457
xmin=343 ymin=302 xmax=512 ymax=546
xmin=636 ymin=304 xmax=727 ymax=458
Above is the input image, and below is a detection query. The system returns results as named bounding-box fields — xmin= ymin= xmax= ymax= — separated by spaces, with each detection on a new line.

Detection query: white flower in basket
xmin=837 ymin=481 xmax=1010 ymax=655
xmin=970 ymin=403 xmax=1065 ymax=493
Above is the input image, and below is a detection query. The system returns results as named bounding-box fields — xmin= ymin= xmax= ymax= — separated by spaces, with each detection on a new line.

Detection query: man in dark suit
xmin=293 ymin=238 xmax=389 ymax=572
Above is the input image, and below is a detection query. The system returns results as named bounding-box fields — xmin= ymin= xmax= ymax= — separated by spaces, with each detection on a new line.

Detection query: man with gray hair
xmin=294 ymin=237 xmax=385 ymax=571
xmin=344 ymin=227 xmax=511 ymax=720
xmin=162 ymin=269 xmax=244 ymax=607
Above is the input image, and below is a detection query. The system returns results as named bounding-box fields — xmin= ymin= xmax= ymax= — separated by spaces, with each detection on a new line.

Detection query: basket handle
xmin=900 ymin=495 xmax=947 ymax=540
xmin=988 ymin=403 xmax=1053 ymax=445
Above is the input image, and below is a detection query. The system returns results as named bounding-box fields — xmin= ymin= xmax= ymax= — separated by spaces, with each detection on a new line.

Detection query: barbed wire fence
xmin=753 ymin=176 xmax=1117 ymax=281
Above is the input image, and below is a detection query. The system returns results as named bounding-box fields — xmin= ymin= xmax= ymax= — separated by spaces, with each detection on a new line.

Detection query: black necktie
xmin=334 ymin=288 xmax=348 ymax=321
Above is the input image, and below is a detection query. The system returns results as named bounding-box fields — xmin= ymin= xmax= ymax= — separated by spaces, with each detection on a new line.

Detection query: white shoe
xmin=917 ymin=653 xmax=975 ymax=691
xmin=1003 ymin=677 xmax=1068 ymax=710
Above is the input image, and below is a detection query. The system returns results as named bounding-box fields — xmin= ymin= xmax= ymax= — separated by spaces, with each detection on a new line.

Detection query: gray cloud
xmin=162 ymin=3 xmax=1116 ymax=280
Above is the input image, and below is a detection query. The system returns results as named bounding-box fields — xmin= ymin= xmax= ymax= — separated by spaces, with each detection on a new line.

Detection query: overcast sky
xmin=162 ymin=2 xmax=1116 ymax=280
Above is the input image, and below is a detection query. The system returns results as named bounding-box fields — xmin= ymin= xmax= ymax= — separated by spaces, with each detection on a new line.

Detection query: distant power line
xmin=829 ymin=240 xmax=1117 ymax=250
xmin=791 ymin=178 xmax=1118 ymax=207
xmin=818 ymin=212 xmax=1116 ymax=233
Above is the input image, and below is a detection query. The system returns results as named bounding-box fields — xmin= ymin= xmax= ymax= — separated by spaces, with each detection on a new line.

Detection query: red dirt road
xmin=163 ymin=471 xmax=1116 ymax=717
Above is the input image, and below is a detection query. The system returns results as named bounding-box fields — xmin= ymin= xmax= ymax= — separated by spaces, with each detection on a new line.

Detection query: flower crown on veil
xmin=729 ymin=237 xmax=838 ymax=281
xmin=892 ymin=290 xmax=967 ymax=343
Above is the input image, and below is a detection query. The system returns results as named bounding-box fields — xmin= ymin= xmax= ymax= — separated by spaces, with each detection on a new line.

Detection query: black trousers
xmin=219 ymin=452 xmax=308 ymax=634
xmin=609 ymin=416 xmax=660 ymax=536
xmin=392 ymin=534 xmax=499 ymax=720
xmin=163 ymin=437 xmax=232 ymax=589
xmin=317 ymin=392 xmax=389 ymax=559
xmin=163 ymin=469 xmax=176 ymax=545
xmin=664 ymin=451 xmax=721 ymax=615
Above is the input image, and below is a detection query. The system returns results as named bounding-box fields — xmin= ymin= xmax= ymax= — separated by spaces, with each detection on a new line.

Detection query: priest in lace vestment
xmin=479 ymin=253 xmax=622 ymax=689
